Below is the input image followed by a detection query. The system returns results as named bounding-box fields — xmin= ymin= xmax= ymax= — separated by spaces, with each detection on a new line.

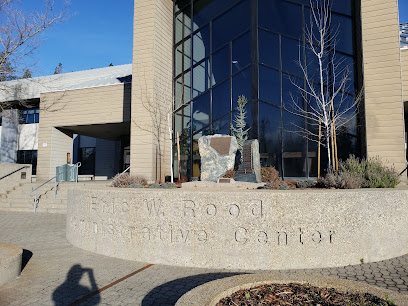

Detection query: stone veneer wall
xmin=361 ymin=0 xmax=406 ymax=175
xmin=0 ymin=163 xmax=32 ymax=195
xmin=67 ymin=187 xmax=408 ymax=270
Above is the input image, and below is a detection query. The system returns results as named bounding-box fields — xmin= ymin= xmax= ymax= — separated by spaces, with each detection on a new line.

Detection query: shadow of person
xmin=141 ymin=272 xmax=244 ymax=306
xmin=52 ymin=264 xmax=100 ymax=306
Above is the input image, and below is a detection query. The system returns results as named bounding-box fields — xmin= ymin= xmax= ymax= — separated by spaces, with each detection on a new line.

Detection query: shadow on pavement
xmin=141 ymin=272 xmax=245 ymax=306
xmin=21 ymin=249 xmax=32 ymax=272
xmin=52 ymin=264 xmax=100 ymax=306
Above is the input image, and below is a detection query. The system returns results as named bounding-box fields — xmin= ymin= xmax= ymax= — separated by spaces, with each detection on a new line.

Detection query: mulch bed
xmin=216 ymin=283 xmax=394 ymax=306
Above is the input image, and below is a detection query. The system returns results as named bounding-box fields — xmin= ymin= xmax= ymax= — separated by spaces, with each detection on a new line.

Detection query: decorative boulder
xmin=198 ymin=134 xmax=238 ymax=182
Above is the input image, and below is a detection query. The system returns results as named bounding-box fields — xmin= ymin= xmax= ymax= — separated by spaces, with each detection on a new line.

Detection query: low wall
xmin=0 ymin=243 xmax=22 ymax=287
xmin=67 ymin=187 xmax=408 ymax=270
xmin=0 ymin=163 xmax=32 ymax=195
xmin=175 ymin=274 xmax=408 ymax=305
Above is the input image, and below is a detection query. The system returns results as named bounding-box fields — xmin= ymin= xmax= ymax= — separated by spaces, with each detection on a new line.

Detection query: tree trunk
xmin=325 ymin=125 xmax=331 ymax=172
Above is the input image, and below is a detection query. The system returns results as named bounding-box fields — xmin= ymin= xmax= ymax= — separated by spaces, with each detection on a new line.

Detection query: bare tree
xmin=132 ymin=68 xmax=174 ymax=183
xmin=0 ymin=0 xmax=69 ymax=113
xmin=285 ymin=0 xmax=362 ymax=172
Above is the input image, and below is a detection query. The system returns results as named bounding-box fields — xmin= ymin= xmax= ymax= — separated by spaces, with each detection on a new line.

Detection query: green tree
xmin=54 ymin=63 xmax=63 ymax=74
xmin=22 ymin=69 xmax=32 ymax=79
xmin=231 ymin=95 xmax=250 ymax=163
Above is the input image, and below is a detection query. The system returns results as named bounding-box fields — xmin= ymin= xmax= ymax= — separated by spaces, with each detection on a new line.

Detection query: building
xmin=0 ymin=0 xmax=407 ymax=182
xmin=0 ymin=65 xmax=132 ymax=179
xmin=401 ymin=23 xmax=408 ymax=49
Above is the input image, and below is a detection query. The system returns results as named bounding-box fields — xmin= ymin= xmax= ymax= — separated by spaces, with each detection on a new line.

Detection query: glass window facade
xmin=17 ymin=150 xmax=37 ymax=175
xmin=174 ymin=0 xmax=362 ymax=179
xmin=21 ymin=108 xmax=40 ymax=124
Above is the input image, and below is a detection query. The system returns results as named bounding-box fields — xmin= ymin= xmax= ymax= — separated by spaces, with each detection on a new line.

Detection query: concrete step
xmin=0 ymin=197 xmax=66 ymax=206
xmin=0 ymin=180 xmax=108 ymax=214
xmin=0 ymin=207 xmax=34 ymax=212
xmin=0 ymin=207 xmax=66 ymax=214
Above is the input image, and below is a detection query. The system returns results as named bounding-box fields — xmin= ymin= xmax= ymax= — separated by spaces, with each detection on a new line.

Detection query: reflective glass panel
xmin=281 ymin=37 xmax=303 ymax=77
xmin=232 ymin=67 xmax=251 ymax=110
xmin=184 ymin=71 xmax=192 ymax=103
xmin=331 ymin=14 xmax=353 ymax=55
xmin=259 ymin=102 xmax=281 ymax=171
xmin=193 ymin=59 xmax=210 ymax=98
xmin=212 ymin=0 xmax=250 ymax=51
xmin=193 ymin=0 xmax=241 ymax=31
xmin=282 ymin=74 xmax=304 ymax=113
xmin=212 ymin=45 xmax=230 ymax=85
xmin=259 ymin=65 xmax=280 ymax=106
xmin=174 ymin=104 xmax=191 ymax=140
xmin=193 ymin=91 xmax=210 ymax=132
xmin=175 ymin=44 xmax=183 ymax=77
xmin=212 ymin=116 xmax=231 ymax=135
xmin=232 ymin=32 xmax=251 ymax=74
xmin=193 ymin=25 xmax=210 ymax=64
xmin=212 ymin=79 xmax=231 ymax=121
xmin=259 ymin=0 xmax=302 ymax=39
xmin=282 ymin=111 xmax=307 ymax=177
xmin=259 ymin=29 xmax=279 ymax=69
xmin=175 ymin=0 xmax=190 ymax=14
xmin=175 ymin=7 xmax=191 ymax=44
xmin=334 ymin=53 xmax=355 ymax=94
xmin=183 ymin=38 xmax=192 ymax=69
xmin=175 ymin=76 xmax=183 ymax=109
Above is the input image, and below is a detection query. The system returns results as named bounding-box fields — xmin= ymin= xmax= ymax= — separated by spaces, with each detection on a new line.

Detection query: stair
xmin=0 ymin=180 xmax=111 ymax=214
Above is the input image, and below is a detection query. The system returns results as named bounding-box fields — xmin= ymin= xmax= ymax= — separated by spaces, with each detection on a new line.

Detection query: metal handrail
xmin=121 ymin=166 xmax=130 ymax=174
xmin=29 ymin=162 xmax=81 ymax=212
xmin=0 ymin=166 xmax=29 ymax=181
xmin=30 ymin=176 xmax=56 ymax=212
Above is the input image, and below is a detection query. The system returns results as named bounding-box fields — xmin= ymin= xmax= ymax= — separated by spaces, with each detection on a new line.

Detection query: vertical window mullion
xmin=209 ymin=20 xmax=213 ymax=133
xmin=250 ymin=0 xmax=259 ymax=139
xmin=189 ymin=1 xmax=193 ymax=178
xmin=302 ymin=4 xmax=309 ymax=178
xmin=279 ymin=34 xmax=284 ymax=179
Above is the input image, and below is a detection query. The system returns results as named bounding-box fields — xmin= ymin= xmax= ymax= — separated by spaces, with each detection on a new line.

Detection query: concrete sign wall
xmin=67 ymin=188 xmax=408 ymax=270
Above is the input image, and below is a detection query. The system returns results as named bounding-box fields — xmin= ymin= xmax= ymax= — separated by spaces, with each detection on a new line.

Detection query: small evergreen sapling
xmin=231 ymin=95 xmax=250 ymax=163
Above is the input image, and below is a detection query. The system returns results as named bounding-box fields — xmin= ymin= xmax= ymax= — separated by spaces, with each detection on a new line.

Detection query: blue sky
xmin=17 ymin=0 xmax=408 ymax=77
xmin=20 ymin=0 xmax=134 ymax=76
xmin=400 ymin=0 xmax=408 ymax=23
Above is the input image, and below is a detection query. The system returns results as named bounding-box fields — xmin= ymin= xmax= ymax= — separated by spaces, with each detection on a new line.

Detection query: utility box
xmin=56 ymin=164 xmax=78 ymax=182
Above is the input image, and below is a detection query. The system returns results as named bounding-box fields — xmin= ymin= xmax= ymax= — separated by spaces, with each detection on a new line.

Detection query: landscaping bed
xmin=175 ymin=274 xmax=408 ymax=306
xmin=217 ymin=283 xmax=394 ymax=306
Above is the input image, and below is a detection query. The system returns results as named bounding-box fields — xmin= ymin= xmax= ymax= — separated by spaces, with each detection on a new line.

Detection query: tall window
xmin=21 ymin=108 xmax=40 ymax=124
xmin=174 ymin=0 xmax=361 ymax=179
xmin=17 ymin=150 xmax=37 ymax=175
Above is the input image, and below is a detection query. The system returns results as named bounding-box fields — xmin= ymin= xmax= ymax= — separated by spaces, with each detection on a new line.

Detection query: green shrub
xmin=318 ymin=171 xmax=364 ymax=189
xmin=362 ymin=157 xmax=400 ymax=188
xmin=296 ymin=180 xmax=317 ymax=188
xmin=111 ymin=173 xmax=147 ymax=188
xmin=319 ymin=156 xmax=400 ymax=189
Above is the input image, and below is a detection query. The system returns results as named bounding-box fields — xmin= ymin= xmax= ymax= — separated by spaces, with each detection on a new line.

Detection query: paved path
xmin=0 ymin=212 xmax=407 ymax=305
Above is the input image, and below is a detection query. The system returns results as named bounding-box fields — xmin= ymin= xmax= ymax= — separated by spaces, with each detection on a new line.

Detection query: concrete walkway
xmin=0 ymin=212 xmax=407 ymax=306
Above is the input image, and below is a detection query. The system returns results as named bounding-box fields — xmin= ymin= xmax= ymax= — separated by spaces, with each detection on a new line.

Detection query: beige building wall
xmin=361 ymin=0 xmax=406 ymax=175
xmin=131 ymin=0 xmax=173 ymax=182
xmin=402 ymin=49 xmax=408 ymax=102
xmin=37 ymin=84 xmax=131 ymax=180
